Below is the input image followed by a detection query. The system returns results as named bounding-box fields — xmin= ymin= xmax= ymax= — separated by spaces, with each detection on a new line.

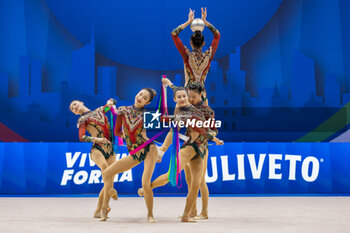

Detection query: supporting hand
xmin=95 ymin=138 xmax=111 ymax=144
xmin=213 ymin=137 xmax=224 ymax=145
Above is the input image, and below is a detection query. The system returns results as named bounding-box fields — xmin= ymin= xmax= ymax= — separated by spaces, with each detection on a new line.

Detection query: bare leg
xmin=100 ymin=155 xmax=140 ymax=221
xmin=181 ymin=157 xmax=204 ymax=222
xmin=149 ymin=146 xmax=196 ymax=190
xmin=198 ymin=150 xmax=209 ymax=219
xmin=159 ymin=128 xmax=173 ymax=152
xmin=184 ymin=164 xmax=197 ymax=218
xmin=141 ymin=145 xmax=157 ymax=223
xmin=94 ymin=188 xmax=104 ymax=218
xmin=90 ymin=150 xmax=110 ymax=218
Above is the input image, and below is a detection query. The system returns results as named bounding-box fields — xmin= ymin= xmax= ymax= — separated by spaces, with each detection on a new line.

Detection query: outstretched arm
xmin=190 ymin=115 xmax=223 ymax=145
xmin=201 ymin=7 xmax=220 ymax=60
xmin=171 ymin=9 xmax=195 ymax=60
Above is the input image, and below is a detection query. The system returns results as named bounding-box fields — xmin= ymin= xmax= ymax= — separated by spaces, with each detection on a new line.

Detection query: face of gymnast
xmin=70 ymin=100 xmax=87 ymax=115
xmin=174 ymin=89 xmax=190 ymax=108
xmin=188 ymin=90 xmax=202 ymax=106
xmin=134 ymin=89 xmax=153 ymax=109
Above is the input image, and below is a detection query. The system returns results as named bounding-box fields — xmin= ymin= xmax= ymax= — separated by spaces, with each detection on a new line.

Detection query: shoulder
xmin=205 ymin=47 xmax=212 ymax=56
xmin=117 ymin=106 xmax=128 ymax=115
xmin=77 ymin=116 xmax=86 ymax=128
xmin=184 ymin=46 xmax=191 ymax=54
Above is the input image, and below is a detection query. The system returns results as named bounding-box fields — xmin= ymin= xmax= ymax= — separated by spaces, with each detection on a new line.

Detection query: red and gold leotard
xmin=173 ymin=104 xmax=214 ymax=160
xmin=171 ymin=24 xmax=220 ymax=92
xmin=193 ymin=100 xmax=219 ymax=151
xmin=114 ymin=105 xmax=154 ymax=162
xmin=77 ymin=105 xmax=114 ymax=159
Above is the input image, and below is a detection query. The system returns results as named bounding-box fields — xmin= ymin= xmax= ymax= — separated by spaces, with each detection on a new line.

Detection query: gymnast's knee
xmin=142 ymin=182 xmax=152 ymax=191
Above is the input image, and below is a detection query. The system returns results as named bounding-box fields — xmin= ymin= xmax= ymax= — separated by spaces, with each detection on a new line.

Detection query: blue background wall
xmin=1 ymin=0 xmax=350 ymax=142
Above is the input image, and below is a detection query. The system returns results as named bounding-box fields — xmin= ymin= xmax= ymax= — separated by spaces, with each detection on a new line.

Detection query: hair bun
xmin=151 ymin=89 xmax=157 ymax=96
xmin=191 ymin=31 xmax=205 ymax=48
xmin=143 ymin=88 xmax=157 ymax=102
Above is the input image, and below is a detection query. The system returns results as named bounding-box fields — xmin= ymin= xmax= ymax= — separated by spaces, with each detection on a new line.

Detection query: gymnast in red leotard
xmin=70 ymin=99 xmax=116 ymax=220
xmin=171 ymin=7 xmax=220 ymax=103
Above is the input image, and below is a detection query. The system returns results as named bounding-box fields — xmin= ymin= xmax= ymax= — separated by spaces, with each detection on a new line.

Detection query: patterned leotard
xmin=114 ymin=105 xmax=155 ymax=162
xmin=171 ymin=24 xmax=220 ymax=95
xmin=193 ymin=101 xmax=218 ymax=157
xmin=77 ymin=106 xmax=114 ymax=159
xmin=172 ymin=105 xmax=214 ymax=160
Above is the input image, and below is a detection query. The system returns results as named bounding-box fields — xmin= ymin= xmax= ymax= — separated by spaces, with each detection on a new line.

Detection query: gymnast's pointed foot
xmin=108 ymin=188 xmax=118 ymax=200
xmin=189 ymin=210 xmax=197 ymax=218
xmin=100 ymin=208 xmax=108 ymax=222
xmin=138 ymin=188 xmax=144 ymax=197
xmin=93 ymin=209 xmax=101 ymax=218
xmin=148 ymin=215 xmax=156 ymax=223
xmin=193 ymin=214 xmax=208 ymax=220
xmin=181 ymin=214 xmax=197 ymax=223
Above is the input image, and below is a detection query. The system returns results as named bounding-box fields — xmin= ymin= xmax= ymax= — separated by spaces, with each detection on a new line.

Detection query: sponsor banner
xmin=0 ymin=143 xmax=349 ymax=194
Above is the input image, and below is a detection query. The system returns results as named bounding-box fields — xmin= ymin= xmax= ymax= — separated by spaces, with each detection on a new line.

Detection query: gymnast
xmin=171 ymin=7 xmax=220 ymax=103
xmin=100 ymin=88 xmax=159 ymax=222
xmin=139 ymin=84 xmax=223 ymax=222
xmin=70 ymin=99 xmax=116 ymax=219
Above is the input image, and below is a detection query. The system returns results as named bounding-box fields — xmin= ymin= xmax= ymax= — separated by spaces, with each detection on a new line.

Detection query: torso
xmin=117 ymin=105 xmax=149 ymax=153
xmin=77 ymin=107 xmax=112 ymax=141
xmin=184 ymin=47 xmax=213 ymax=88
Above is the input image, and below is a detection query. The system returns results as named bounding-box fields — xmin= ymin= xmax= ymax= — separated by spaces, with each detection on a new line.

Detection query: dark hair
xmin=187 ymin=83 xmax=203 ymax=94
xmin=173 ymin=86 xmax=187 ymax=98
xmin=191 ymin=31 xmax=205 ymax=48
xmin=143 ymin=88 xmax=157 ymax=102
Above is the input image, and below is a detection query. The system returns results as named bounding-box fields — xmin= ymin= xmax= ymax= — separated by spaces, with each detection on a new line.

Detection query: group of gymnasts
xmin=69 ymin=8 xmax=223 ymax=223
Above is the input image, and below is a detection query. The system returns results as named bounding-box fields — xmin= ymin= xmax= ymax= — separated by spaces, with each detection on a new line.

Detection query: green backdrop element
xmin=297 ymin=102 xmax=350 ymax=142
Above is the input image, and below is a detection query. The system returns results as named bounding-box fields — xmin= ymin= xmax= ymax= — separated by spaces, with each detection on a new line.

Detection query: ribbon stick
xmin=161 ymin=75 xmax=169 ymax=115
xmin=168 ymin=126 xmax=182 ymax=187
xmin=168 ymin=128 xmax=177 ymax=186
xmin=105 ymin=106 xmax=124 ymax=151
xmin=175 ymin=126 xmax=181 ymax=188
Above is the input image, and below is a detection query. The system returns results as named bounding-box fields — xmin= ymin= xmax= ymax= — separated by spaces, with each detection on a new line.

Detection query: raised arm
xmin=171 ymin=9 xmax=195 ymax=60
xmin=190 ymin=114 xmax=223 ymax=145
xmin=104 ymin=98 xmax=118 ymax=115
xmin=201 ymin=7 xmax=220 ymax=60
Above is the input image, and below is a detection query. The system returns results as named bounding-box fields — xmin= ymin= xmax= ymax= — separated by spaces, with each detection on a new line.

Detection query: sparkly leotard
xmin=171 ymin=24 xmax=220 ymax=97
xmin=172 ymin=105 xmax=214 ymax=160
xmin=192 ymin=101 xmax=218 ymax=159
xmin=114 ymin=105 xmax=155 ymax=162
xmin=77 ymin=105 xmax=114 ymax=159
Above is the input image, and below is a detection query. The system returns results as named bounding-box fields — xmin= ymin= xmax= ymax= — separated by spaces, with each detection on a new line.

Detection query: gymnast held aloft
xmin=171 ymin=7 xmax=220 ymax=103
